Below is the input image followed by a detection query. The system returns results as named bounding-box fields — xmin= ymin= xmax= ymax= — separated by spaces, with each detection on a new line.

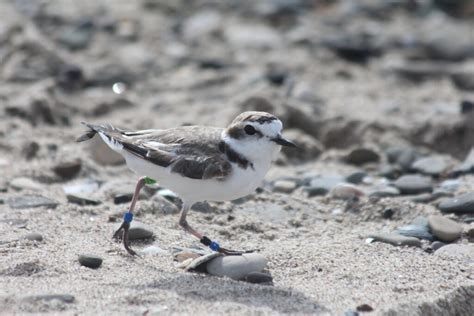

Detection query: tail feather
xmin=75 ymin=122 xmax=112 ymax=142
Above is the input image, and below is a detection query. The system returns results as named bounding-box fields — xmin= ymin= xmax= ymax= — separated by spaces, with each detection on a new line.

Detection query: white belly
xmin=123 ymin=151 xmax=270 ymax=204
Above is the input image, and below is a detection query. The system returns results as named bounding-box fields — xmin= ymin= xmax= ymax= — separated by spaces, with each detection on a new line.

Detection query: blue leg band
xmin=209 ymin=241 xmax=220 ymax=252
xmin=123 ymin=212 xmax=133 ymax=223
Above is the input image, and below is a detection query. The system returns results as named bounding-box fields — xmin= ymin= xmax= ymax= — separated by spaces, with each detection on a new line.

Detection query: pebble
xmin=329 ymin=183 xmax=364 ymax=200
xmin=224 ymin=23 xmax=281 ymax=49
xmin=7 ymin=195 xmax=58 ymax=209
xmin=58 ymin=18 xmax=94 ymax=50
xmin=346 ymin=171 xmax=367 ymax=184
xmin=21 ymin=141 xmax=40 ymax=160
xmin=409 ymin=193 xmax=434 ymax=204
xmin=368 ymin=186 xmax=400 ymax=198
xmin=395 ymin=220 xmax=434 ymax=241
xmin=243 ymin=271 xmax=273 ymax=284
xmin=306 ymin=176 xmax=345 ymax=197
xmin=431 ymin=241 xmax=446 ymax=251
xmin=127 ymin=221 xmax=154 ymax=240
xmin=411 ymin=156 xmax=448 ymax=176
xmin=438 ymin=193 xmax=474 ymax=214
xmin=190 ymin=201 xmax=213 ymax=213
xmin=24 ymin=294 xmax=75 ymax=304
xmin=344 ymin=148 xmax=380 ymax=165
xmin=427 ymin=215 xmax=462 ymax=242
xmin=24 ymin=232 xmax=43 ymax=242
xmin=66 ymin=194 xmax=101 ymax=206
xmin=368 ymin=233 xmax=421 ymax=247
xmin=206 ymin=253 xmax=268 ymax=280
xmin=460 ymin=100 xmax=474 ymax=114
xmin=435 ymin=244 xmax=474 ymax=261
xmin=322 ymin=34 xmax=382 ymax=63
xmin=78 ymin=254 xmax=103 ymax=269
xmin=439 ymin=179 xmax=461 ymax=192
xmin=378 ymin=164 xmax=401 ymax=180
xmin=182 ymin=10 xmax=222 ymax=41
xmin=356 ymin=304 xmax=374 ymax=312
xmin=393 ymin=175 xmax=433 ymax=195
xmin=273 ymin=180 xmax=297 ymax=194
xmin=385 ymin=147 xmax=418 ymax=170
xmin=53 ymin=159 xmax=82 ymax=179
xmin=56 ymin=64 xmax=84 ymax=91
xmin=9 ymin=177 xmax=42 ymax=191
xmin=113 ymin=193 xmax=133 ymax=204
xmin=382 ymin=208 xmax=394 ymax=219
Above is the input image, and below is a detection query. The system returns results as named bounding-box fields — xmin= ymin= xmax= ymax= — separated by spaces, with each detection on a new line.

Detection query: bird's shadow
xmin=135 ymin=273 xmax=327 ymax=314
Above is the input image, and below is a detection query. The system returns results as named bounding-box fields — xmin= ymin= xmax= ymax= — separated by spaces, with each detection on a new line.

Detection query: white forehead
xmin=252 ymin=119 xmax=282 ymax=136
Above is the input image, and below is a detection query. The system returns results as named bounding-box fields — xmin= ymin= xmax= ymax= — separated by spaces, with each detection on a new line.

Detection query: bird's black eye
xmin=244 ymin=125 xmax=256 ymax=135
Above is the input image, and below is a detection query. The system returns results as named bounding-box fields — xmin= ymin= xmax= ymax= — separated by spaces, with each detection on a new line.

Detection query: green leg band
xmin=144 ymin=176 xmax=157 ymax=185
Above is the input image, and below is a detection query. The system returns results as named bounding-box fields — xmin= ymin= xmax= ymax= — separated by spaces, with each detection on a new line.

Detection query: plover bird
xmin=77 ymin=111 xmax=295 ymax=255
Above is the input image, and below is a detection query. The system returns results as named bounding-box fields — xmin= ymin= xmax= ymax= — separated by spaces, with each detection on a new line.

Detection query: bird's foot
xmin=113 ymin=212 xmax=137 ymax=256
xmin=200 ymin=236 xmax=256 ymax=256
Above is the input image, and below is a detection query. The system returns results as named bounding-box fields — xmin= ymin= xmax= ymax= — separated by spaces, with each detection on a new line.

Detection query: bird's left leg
xmin=178 ymin=203 xmax=254 ymax=256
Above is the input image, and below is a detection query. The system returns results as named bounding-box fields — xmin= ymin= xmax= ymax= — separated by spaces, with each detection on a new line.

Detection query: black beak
xmin=272 ymin=135 xmax=297 ymax=148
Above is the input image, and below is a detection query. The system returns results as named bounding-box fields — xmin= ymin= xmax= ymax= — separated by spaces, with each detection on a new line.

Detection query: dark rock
xmin=243 ymin=271 xmax=273 ymax=284
xmin=24 ymin=294 xmax=75 ymax=304
xmin=322 ymin=34 xmax=383 ymax=63
xmin=191 ymin=201 xmax=213 ymax=213
xmin=356 ymin=304 xmax=374 ymax=312
xmin=266 ymin=67 xmax=287 ymax=86
xmin=127 ymin=221 xmax=154 ymax=240
xmin=368 ymin=232 xmax=421 ymax=247
xmin=113 ymin=193 xmax=133 ymax=204
xmin=24 ymin=232 xmax=43 ymax=242
xmin=346 ymin=171 xmax=367 ymax=184
xmin=460 ymin=100 xmax=474 ymax=114
xmin=434 ymin=0 xmax=474 ymax=18
xmin=53 ymin=159 xmax=82 ymax=179
xmin=389 ymin=61 xmax=452 ymax=81
xmin=431 ymin=241 xmax=446 ymax=251
xmin=438 ymin=193 xmax=474 ymax=214
xmin=411 ymin=156 xmax=448 ymax=176
xmin=385 ymin=147 xmax=418 ymax=170
xmin=382 ymin=208 xmax=394 ymax=219
xmin=7 ymin=195 xmax=58 ymax=209
xmin=56 ymin=64 xmax=84 ymax=91
xmin=451 ymin=71 xmax=474 ymax=91
xmin=344 ymin=148 xmax=380 ymax=165
xmin=393 ymin=175 xmax=433 ymax=195
xmin=21 ymin=141 xmax=40 ymax=160
xmin=66 ymin=194 xmax=101 ymax=206
xmin=78 ymin=254 xmax=103 ymax=269
xmin=58 ymin=18 xmax=94 ymax=50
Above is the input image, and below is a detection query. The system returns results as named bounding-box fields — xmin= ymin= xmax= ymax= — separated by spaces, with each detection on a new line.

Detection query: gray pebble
xmin=78 ymin=254 xmax=103 ymax=269
xmin=7 ymin=195 xmax=58 ymax=209
xmin=395 ymin=224 xmax=434 ymax=241
xmin=409 ymin=193 xmax=434 ymax=203
xmin=53 ymin=159 xmax=82 ymax=179
xmin=206 ymin=253 xmax=268 ymax=280
xmin=9 ymin=177 xmax=42 ymax=191
xmin=306 ymin=176 xmax=345 ymax=197
xmin=344 ymin=148 xmax=380 ymax=165
xmin=431 ymin=241 xmax=446 ymax=251
xmin=273 ymin=180 xmax=297 ymax=194
xmin=428 ymin=215 xmax=462 ymax=242
xmin=346 ymin=171 xmax=367 ymax=184
xmin=411 ymin=156 xmax=448 ymax=176
xmin=191 ymin=201 xmax=213 ymax=213
xmin=368 ymin=232 xmax=421 ymax=247
xmin=66 ymin=193 xmax=101 ymax=206
xmin=386 ymin=147 xmax=418 ymax=170
xmin=393 ymin=175 xmax=433 ymax=195
xmin=438 ymin=193 xmax=474 ymax=214
xmin=127 ymin=221 xmax=154 ymax=240
xmin=243 ymin=271 xmax=273 ymax=284
xmin=369 ymin=186 xmax=400 ymax=198
xmin=24 ymin=232 xmax=43 ymax=242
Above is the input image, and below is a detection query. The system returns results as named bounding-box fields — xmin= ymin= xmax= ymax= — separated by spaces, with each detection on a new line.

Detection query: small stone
xmin=57 ymin=64 xmax=84 ymax=91
xmin=53 ymin=159 xmax=82 ymax=179
xmin=385 ymin=147 xmax=418 ymax=170
xmin=66 ymin=194 xmax=101 ymax=206
xmin=151 ymin=195 xmax=180 ymax=214
xmin=344 ymin=310 xmax=360 ymax=316
xmin=344 ymin=148 xmax=380 ymax=165
xmin=451 ymin=71 xmax=474 ymax=91
xmin=438 ymin=193 xmax=474 ymax=214
xmin=24 ymin=232 xmax=43 ymax=242
xmin=243 ymin=271 xmax=273 ymax=284
xmin=21 ymin=141 xmax=40 ymax=160
xmin=224 ymin=23 xmax=281 ymax=49
xmin=431 ymin=241 xmax=446 ymax=251
xmin=428 ymin=215 xmax=462 ymax=242
xmin=382 ymin=208 xmax=394 ymax=219
xmin=368 ymin=233 xmax=421 ymax=247
xmin=393 ymin=175 xmax=433 ymax=195
xmin=127 ymin=221 xmax=153 ymax=240
xmin=9 ymin=177 xmax=42 ymax=191
xmin=329 ymin=183 xmax=364 ymax=200
xmin=435 ymin=244 xmax=474 ymax=261
xmin=206 ymin=253 xmax=268 ymax=280
xmin=368 ymin=186 xmax=400 ymax=198
xmin=356 ymin=304 xmax=374 ymax=312
xmin=191 ymin=201 xmax=213 ymax=213
xmin=7 ymin=195 xmax=58 ymax=209
xmin=409 ymin=193 xmax=434 ymax=204
xmin=460 ymin=100 xmax=474 ymax=114
xmin=113 ymin=193 xmax=133 ymax=204
xmin=378 ymin=164 xmax=401 ymax=180
xmin=411 ymin=156 xmax=448 ymax=176
xmin=306 ymin=176 xmax=345 ymax=197
xmin=273 ymin=180 xmax=297 ymax=194
xmin=395 ymin=224 xmax=434 ymax=241
xmin=346 ymin=171 xmax=367 ymax=184
xmin=440 ymin=179 xmax=461 ymax=192
xmin=182 ymin=10 xmax=222 ymax=41
xmin=78 ymin=254 xmax=103 ymax=269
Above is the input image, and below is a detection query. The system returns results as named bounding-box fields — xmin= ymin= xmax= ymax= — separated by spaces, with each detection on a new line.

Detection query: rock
xmin=393 ymin=175 xmax=433 ymax=195
xmin=344 ymin=310 xmax=360 ymax=316
xmin=273 ymin=180 xmax=297 ymax=194
xmin=78 ymin=254 xmax=103 ymax=269
xmin=66 ymin=194 xmax=101 ymax=206
xmin=53 ymin=159 xmax=82 ymax=179
xmin=344 ymin=148 xmax=380 ymax=165
xmin=431 ymin=241 xmax=447 ymax=251
xmin=321 ymin=34 xmax=383 ymax=63
xmin=382 ymin=208 xmax=394 ymax=219
xmin=306 ymin=176 xmax=345 ymax=197
xmin=243 ymin=271 xmax=273 ymax=284
xmin=451 ymin=147 xmax=474 ymax=176
xmin=24 ymin=232 xmax=43 ymax=242
xmin=440 ymin=179 xmax=461 ymax=192
xmin=434 ymin=0 xmax=474 ymax=18
xmin=356 ymin=304 xmax=374 ymax=312
xmin=56 ymin=64 xmax=84 ymax=91
xmin=368 ymin=233 xmax=421 ymax=247
xmin=409 ymin=193 xmax=434 ymax=204
xmin=206 ymin=253 xmax=268 ymax=280
xmin=378 ymin=164 xmax=401 ymax=180
xmin=411 ymin=156 xmax=448 ymax=176
xmin=9 ymin=177 xmax=42 ymax=191
xmin=21 ymin=141 xmax=40 ymax=160
xmin=385 ymin=147 xmax=418 ymax=170
xmin=329 ymin=183 xmax=364 ymax=200
xmin=428 ymin=215 xmax=462 ymax=242
xmin=369 ymin=186 xmax=400 ymax=198
xmin=7 ymin=195 xmax=58 ymax=209
xmin=438 ymin=193 xmax=474 ymax=214
xmin=346 ymin=171 xmax=367 ymax=184
xmin=58 ymin=18 xmax=94 ymax=50
xmin=451 ymin=71 xmax=474 ymax=91
xmin=460 ymin=100 xmax=474 ymax=114
xmin=24 ymin=294 xmax=75 ymax=304
xmin=190 ymin=201 xmax=213 ymax=213
xmin=435 ymin=244 xmax=474 ymax=261
xmin=280 ymin=129 xmax=323 ymax=162
xmin=395 ymin=223 xmax=434 ymax=241
xmin=88 ymin=135 xmax=125 ymax=165
xmin=127 ymin=221 xmax=153 ymax=240
xmin=113 ymin=193 xmax=133 ymax=204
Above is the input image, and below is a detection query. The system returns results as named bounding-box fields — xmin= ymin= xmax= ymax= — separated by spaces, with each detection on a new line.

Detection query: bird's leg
xmin=113 ymin=176 xmax=153 ymax=255
xmin=178 ymin=203 xmax=255 ymax=256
